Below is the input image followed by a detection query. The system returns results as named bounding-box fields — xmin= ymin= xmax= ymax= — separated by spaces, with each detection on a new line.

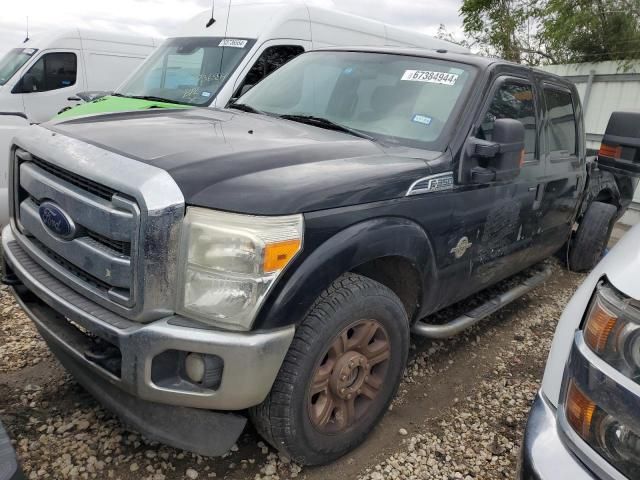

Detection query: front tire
xmin=568 ymin=201 xmax=617 ymax=272
xmin=250 ymin=273 xmax=409 ymax=465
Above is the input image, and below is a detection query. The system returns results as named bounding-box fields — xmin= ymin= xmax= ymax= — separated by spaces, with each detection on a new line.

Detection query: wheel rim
xmin=307 ymin=319 xmax=391 ymax=434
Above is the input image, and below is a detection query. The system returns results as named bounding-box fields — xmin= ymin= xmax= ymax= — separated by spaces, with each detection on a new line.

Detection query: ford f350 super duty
xmin=2 ymin=47 xmax=640 ymax=465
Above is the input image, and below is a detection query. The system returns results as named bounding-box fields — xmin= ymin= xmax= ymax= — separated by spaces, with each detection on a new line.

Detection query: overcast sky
xmin=0 ymin=0 xmax=464 ymax=57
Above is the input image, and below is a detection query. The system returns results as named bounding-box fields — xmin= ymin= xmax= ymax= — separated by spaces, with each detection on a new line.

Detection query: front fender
xmin=253 ymin=216 xmax=436 ymax=330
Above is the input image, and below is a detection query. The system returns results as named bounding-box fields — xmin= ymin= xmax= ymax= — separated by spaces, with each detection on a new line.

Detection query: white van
xmin=0 ymin=29 xmax=159 ymax=226
xmin=109 ymin=1 xmax=469 ymax=110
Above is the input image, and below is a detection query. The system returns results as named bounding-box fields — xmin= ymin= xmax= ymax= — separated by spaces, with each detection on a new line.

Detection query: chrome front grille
xmin=30 ymin=156 xmax=118 ymax=201
xmin=9 ymin=126 xmax=185 ymax=323
xmin=14 ymin=150 xmax=140 ymax=307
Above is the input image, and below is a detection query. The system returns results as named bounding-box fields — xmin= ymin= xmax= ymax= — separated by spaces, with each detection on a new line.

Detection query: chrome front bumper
xmin=2 ymin=225 xmax=295 ymax=412
xmin=519 ymin=392 xmax=596 ymax=480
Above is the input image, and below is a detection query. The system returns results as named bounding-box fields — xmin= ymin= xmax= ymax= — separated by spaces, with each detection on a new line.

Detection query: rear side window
xmin=544 ymin=87 xmax=577 ymax=156
xmin=25 ymin=52 xmax=77 ymax=92
xmin=479 ymin=81 xmax=537 ymax=157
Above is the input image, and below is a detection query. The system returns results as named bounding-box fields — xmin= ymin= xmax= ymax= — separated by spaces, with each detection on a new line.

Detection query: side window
xmin=236 ymin=45 xmax=304 ymax=98
xmin=23 ymin=52 xmax=77 ymax=92
xmin=544 ymin=87 xmax=577 ymax=156
xmin=479 ymin=81 xmax=537 ymax=159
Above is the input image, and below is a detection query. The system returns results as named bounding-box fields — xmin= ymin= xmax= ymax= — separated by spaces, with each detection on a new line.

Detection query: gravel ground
xmin=0 ymin=256 xmax=587 ymax=480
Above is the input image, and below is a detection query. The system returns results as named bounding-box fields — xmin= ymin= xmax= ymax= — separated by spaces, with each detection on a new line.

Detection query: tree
xmin=460 ymin=0 xmax=640 ymax=65
xmin=460 ymin=0 xmax=546 ymax=63
xmin=540 ymin=0 xmax=640 ymax=64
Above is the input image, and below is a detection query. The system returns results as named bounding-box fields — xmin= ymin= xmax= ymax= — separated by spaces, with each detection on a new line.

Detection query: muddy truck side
xmin=2 ymin=47 xmax=640 ymax=465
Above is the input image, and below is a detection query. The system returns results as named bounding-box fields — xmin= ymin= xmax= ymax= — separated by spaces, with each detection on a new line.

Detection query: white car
xmin=520 ymin=223 xmax=640 ymax=479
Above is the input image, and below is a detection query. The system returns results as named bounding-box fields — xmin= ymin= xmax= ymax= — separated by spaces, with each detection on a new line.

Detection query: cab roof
xmin=314 ymin=45 xmax=576 ymax=87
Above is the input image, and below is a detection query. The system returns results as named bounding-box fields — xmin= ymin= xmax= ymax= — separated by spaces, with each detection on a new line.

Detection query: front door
xmin=457 ymin=75 xmax=545 ymax=293
xmin=19 ymin=50 xmax=84 ymax=123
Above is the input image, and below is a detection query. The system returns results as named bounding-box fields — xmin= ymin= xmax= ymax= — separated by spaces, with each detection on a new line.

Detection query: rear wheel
xmin=250 ymin=273 xmax=409 ymax=465
xmin=568 ymin=201 xmax=618 ymax=272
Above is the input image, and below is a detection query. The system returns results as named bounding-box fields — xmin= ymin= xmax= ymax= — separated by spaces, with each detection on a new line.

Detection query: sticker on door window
xmin=219 ymin=39 xmax=248 ymax=48
xmin=401 ymin=70 xmax=459 ymax=86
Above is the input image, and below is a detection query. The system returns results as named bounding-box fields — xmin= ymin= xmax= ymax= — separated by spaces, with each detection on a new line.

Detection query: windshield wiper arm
xmin=227 ymin=103 xmax=265 ymax=115
xmin=111 ymin=93 xmax=191 ymax=106
xmin=278 ymin=115 xmax=376 ymax=142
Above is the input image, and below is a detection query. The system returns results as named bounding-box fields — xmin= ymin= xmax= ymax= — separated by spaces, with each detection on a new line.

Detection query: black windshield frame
xmin=117 ymin=37 xmax=256 ymax=107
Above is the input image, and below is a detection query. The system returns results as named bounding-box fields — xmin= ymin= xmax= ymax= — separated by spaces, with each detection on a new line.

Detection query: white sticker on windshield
xmin=402 ymin=70 xmax=459 ymax=86
xmin=219 ymin=39 xmax=248 ymax=48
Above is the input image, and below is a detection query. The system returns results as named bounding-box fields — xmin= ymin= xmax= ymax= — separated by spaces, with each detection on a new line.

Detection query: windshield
xmin=117 ymin=37 xmax=255 ymax=106
xmin=0 ymin=48 xmax=37 ymax=86
xmin=236 ymin=51 xmax=476 ymax=149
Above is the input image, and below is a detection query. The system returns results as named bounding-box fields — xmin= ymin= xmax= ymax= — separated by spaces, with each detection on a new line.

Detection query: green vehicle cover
xmin=56 ymin=95 xmax=190 ymax=120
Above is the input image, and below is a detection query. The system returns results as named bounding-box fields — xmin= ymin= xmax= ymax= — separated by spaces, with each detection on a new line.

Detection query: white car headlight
xmin=176 ymin=207 xmax=303 ymax=330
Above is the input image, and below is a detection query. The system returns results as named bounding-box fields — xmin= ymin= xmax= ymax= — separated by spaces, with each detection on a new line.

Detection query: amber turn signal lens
xmin=584 ymin=297 xmax=618 ymax=354
xmin=263 ymin=239 xmax=301 ymax=272
xmin=598 ymin=144 xmax=622 ymax=159
xmin=566 ymin=381 xmax=597 ymax=439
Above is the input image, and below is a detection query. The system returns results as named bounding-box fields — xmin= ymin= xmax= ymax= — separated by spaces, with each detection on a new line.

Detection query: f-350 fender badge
xmin=451 ymin=236 xmax=473 ymax=259
xmin=406 ymin=172 xmax=454 ymax=196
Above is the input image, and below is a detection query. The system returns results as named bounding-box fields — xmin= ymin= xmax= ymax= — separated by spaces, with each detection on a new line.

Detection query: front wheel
xmin=250 ymin=273 xmax=409 ymax=465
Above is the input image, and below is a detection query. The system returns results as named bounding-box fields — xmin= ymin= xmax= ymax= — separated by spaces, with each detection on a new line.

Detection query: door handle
xmin=532 ymin=184 xmax=545 ymax=210
xmin=67 ymin=96 xmax=81 ymax=101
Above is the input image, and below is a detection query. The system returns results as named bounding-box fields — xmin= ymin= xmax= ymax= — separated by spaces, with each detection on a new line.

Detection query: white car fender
xmin=541 ymin=224 xmax=640 ymax=407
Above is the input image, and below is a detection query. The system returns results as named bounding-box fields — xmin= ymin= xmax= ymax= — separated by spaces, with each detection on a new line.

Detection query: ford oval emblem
xmin=38 ymin=202 xmax=76 ymax=240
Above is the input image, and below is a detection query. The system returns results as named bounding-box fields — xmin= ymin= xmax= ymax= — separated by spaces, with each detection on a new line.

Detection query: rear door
xmin=537 ymin=82 xmax=586 ymax=253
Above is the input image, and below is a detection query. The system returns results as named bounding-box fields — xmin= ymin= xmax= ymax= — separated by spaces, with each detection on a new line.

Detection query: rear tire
xmin=568 ymin=201 xmax=617 ymax=272
xmin=250 ymin=273 xmax=409 ymax=466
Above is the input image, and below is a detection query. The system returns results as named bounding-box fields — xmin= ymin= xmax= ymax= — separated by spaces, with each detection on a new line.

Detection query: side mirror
xmin=21 ymin=73 xmax=36 ymax=93
xmin=465 ymin=118 xmax=525 ymax=184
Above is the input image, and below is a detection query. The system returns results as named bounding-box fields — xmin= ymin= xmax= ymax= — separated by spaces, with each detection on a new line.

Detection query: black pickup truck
xmin=3 ymin=47 xmax=639 ymax=465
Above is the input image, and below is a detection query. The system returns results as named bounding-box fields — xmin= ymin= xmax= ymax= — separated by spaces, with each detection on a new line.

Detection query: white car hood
xmin=541 ymin=223 xmax=640 ymax=407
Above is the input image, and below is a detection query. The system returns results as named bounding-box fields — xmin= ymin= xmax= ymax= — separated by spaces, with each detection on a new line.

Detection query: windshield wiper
xmin=227 ymin=103 xmax=265 ymax=115
xmin=111 ymin=93 xmax=191 ymax=106
xmin=278 ymin=114 xmax=376 ymax=142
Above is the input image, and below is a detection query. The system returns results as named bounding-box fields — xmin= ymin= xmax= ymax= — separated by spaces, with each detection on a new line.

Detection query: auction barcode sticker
xmin=219 ymin=39 xmax=248 ymax=48
xmin=401 ymin=70 xmax=459 ymax=86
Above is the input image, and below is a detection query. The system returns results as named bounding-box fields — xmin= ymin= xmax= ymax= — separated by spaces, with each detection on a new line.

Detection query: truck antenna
xmin=24 ymin=16 xmax=30 ymax=43
xmin=206 ymin=0 xmax=216 ymax=28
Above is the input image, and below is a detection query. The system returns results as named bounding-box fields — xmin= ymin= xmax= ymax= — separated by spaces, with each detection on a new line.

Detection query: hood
xmin=47 ymin=108 xmax=439 ymax=215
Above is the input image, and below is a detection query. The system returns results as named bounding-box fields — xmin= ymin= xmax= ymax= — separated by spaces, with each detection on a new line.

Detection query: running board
xmin=411 ymin=265 xmax=552 ymax=339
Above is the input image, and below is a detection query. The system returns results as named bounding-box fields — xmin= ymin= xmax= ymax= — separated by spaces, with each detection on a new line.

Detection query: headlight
xmin=176 ymin=207 xmax=303 ymax=330
xmin=583 ymin=282 xmax=640 ymax=382
xmin=565 ymin=380 xmax=640 ymax=478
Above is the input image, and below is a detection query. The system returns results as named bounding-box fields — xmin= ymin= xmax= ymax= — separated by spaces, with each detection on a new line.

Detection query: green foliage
xmin=460 ymin=0 xmax=544 ymax=63
xmin=460 ymin=0 xmax=640 ymax=65
xmin=541 ymin=0 xmax=640 ymax=64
